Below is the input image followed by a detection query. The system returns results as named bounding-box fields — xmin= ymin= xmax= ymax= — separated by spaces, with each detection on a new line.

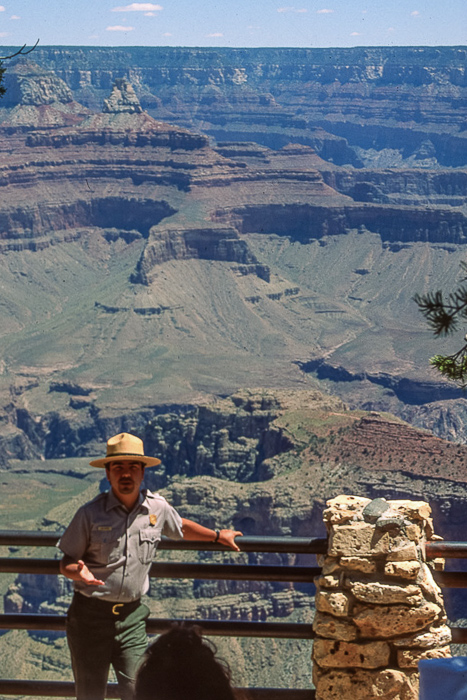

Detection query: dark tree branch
xmin=415 ymin=263 xmax=467 ymax=385
xmin=0 ymin=39 xmax=39 ymax=60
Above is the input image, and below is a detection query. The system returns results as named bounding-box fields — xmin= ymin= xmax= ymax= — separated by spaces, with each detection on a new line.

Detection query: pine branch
xmin=415 ymin=268 xmax=467 ymax=386
xmin=414 ymin=286 xmax=467 ymax=336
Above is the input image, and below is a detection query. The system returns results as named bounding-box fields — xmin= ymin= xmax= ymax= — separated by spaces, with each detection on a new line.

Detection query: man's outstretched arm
xmin=60 ymin=554 xmax=105 ymax=586
xmin=181 ymin=518 xmax=243 ymax=552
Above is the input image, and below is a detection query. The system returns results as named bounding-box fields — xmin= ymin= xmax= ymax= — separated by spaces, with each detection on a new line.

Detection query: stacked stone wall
xmin=312 ymin=495 xmax=451 ymax=700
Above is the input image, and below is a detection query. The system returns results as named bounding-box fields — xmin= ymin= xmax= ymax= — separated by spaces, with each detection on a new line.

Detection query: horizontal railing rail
xmin=0 ymin=557 xmax=321 ymax=582
xmin=0 ymin=680 xmax=315 ymax=699
xmin=0 ymin=530 xmax=328 ymax=554
xmin=426 ymin=542 xmax=467 ymax=559
xmin=434 ymin=571 xmax=467 ymax=588
xmin=0 ymin=613 xmax=315 ymax=639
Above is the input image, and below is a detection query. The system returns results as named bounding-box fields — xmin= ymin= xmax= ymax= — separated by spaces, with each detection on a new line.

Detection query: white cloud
xmin=317 ymin=9 xmax=334 ymax=14
xmin=277 ymin=7 xmax=307 ymax=13
xmin=144 ymin=11 xmax=155 ymax=16
xmin=106 ymin=24 xmax=135 ymax=31
xmin=350 ymin=31 xmax=361 ymax=36
xmin=388 ymin=27 xmax=395 ymax=32
xmin=206 ymin=32 xmax=223 ymax=37
xmin=411 ymin=10 xmax=420 ymax=16
xmin=10 ymin=14 xmax=20 ymax=19
xmin=112 ymin=3 xmax=162 ymax=11
xmin=0 ymin=6 xmax=5 ymax=11
xmin=0 ymin=32 xmax=8 ymax=37
xmin=162 ymin=32 xmax=172 ymax=36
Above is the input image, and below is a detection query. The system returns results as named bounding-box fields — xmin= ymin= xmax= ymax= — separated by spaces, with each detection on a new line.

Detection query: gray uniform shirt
xmin=58 ymin=488 xmax=183 ymax=602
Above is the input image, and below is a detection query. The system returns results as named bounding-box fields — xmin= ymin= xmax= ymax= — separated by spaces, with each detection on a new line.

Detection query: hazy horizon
xmin=0 ymin=0 xmax=465 ymax=49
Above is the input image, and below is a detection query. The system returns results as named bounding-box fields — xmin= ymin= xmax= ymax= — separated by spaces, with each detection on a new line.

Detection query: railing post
xmin=312 ymin=495 xmax=451 ymax=700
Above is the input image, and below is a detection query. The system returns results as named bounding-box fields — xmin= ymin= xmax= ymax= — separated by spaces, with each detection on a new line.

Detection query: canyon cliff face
xmin=0 ymin=50 xmax=464 ymax=454
xmin=1 ymin=46 xmax=465 ymax=167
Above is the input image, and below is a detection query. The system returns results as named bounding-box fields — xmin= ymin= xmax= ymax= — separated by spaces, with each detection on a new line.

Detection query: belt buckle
xmin=112 ymin=603 xmax=124 ymax=616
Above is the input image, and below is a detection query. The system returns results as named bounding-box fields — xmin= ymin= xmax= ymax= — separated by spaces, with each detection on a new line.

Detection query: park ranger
xmin=58 ymin=432 xmax=242 ymax=700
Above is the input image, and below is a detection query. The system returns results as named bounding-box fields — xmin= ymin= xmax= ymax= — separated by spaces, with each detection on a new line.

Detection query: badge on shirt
xmin=149 ymin=514 xmax=157 ymax=526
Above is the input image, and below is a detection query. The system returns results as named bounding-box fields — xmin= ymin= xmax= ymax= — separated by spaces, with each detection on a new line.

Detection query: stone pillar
xmin=312 ymin=495 xmax=451 ymax=700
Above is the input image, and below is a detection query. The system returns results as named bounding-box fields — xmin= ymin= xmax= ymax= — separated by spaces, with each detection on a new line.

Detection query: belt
xmin=73 ymin=592 xmax=141 ymax=617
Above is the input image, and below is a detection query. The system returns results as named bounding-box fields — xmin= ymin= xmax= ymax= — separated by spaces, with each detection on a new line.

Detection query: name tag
xmin=97 ymin=526 xmax=112 ymax=531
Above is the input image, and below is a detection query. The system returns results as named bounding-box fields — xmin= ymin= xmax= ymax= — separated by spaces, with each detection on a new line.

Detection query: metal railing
xmin=0 ymin=531 xmax=326 ymax=699
xmin=2 ymin=533 xmax=467 ymax=697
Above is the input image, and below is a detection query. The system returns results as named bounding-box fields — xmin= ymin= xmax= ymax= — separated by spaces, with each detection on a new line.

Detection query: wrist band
xmin=214 ymin=529 xmax=220 ymax=543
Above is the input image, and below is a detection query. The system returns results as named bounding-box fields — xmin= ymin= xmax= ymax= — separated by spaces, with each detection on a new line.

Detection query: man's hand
xmin=76 ymin=560 xmax=105 ymax=586
xmin=60 ymin=555 xmax=105 ymax=585
xmin=217 ymin=529 xmax=243 ymax=552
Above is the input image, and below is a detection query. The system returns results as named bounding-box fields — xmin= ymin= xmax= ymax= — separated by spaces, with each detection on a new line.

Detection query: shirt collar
xmin=105 ymin=488 xmax=154 ymax=512
xmin=106 ymin=489 xmax=124 ymax=512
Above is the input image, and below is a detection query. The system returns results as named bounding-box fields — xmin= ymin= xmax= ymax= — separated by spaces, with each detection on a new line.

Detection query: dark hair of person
xmin=135 ymin=625 xmax=243 ymax=700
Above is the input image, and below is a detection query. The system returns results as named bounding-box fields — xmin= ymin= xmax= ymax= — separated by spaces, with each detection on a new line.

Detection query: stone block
xmin=429 ymin=557 xmax=446 ymax=571
xmin=313 ymin=667 xmax=419 ymax=700
xmin=323 ymin=495 xmax=371 ymax=525
xmin=392 ymin=624 xmax=452 ymax=649
xmin=405 ymin=522 xmax=423 ymax=543
xmin=313 ymin=638 xmax=391 ymax=669
xmin=425 ymin=519 xmax=436 ymax=539
xmin=390 ymin=500 xmax=432 ymax=521
xmin=417 ymin=562 xmax=444 ymax=607
xmin=362 ymin=497 xmax=391 ymax=523
xmin=315 ymin=574 xmax=341 ymax=589
xmin=332 ymin=527 xmax=420 ymax=560
xmin=315 ymin=590 xmax=351 ymax=617
xmin=313 ymin=612 xmax=358 ymax=641
xmin=349 ymin=581 xmax=423 ymax=606
xmin=353 ymin=601 xmax=441 ymax=638
xmin=385 ymin=541 xmax=419 ymax=561
xmin=384 ymin=561 xmax=421 ymax=580
xmin=397 ymin=645 xmax=451 ymax=669
xmin=340 ymin=556 xmax=377 ymax=574
xmin=328 ymin=521 xmax=375 ymax=556
xmin=321 ymin=557 xmax=340 ymax=575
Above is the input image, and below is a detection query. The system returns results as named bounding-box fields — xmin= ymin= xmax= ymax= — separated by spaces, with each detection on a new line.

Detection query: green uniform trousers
xmin=66 ymin=592 xmax=150 ymax=700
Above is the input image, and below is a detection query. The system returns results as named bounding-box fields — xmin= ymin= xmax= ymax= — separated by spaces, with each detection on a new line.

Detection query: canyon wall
xmin=1 ymin=46 xmax=465 ymax=166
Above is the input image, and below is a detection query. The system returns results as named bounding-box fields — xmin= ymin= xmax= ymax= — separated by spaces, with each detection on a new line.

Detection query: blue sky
xmin=0 ymin=0 xmax=465 ymax=48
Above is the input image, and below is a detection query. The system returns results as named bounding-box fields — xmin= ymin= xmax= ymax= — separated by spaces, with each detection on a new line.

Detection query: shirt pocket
xmin=138 ymin=528 xmax=161 ymax=565
xmin=91 ymin=528 xmax=120 ymax=565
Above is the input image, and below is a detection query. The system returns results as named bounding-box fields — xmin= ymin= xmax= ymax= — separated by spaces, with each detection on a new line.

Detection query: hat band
xmin=106 ymin=452 xmax=146 ymax=458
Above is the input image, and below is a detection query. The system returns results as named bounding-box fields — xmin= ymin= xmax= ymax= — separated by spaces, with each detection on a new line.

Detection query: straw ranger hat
xmin=90 ymin=432 xmax=161 ymax=468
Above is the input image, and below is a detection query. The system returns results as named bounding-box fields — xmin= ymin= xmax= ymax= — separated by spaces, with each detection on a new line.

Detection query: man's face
xmin=106 ymin=460 xmax=145 ymax=501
